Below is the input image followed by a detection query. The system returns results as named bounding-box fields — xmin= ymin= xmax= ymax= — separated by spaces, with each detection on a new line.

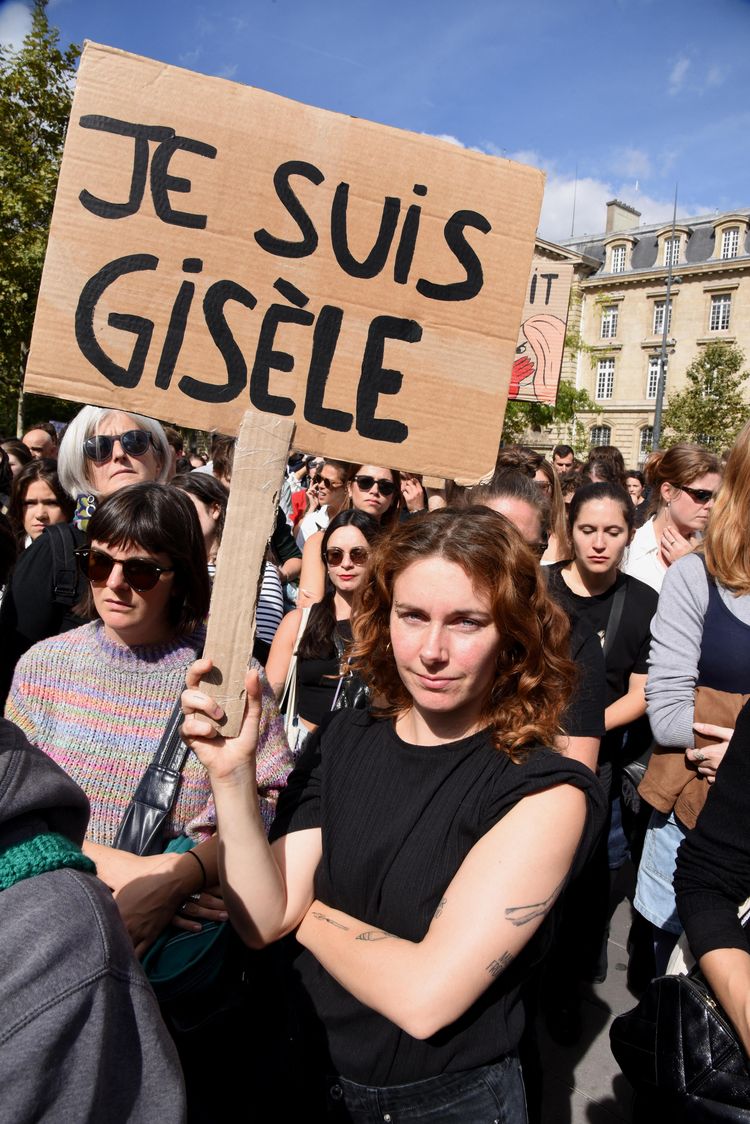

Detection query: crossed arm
xmin=182 ymin=666 xmax=587 ymax=1039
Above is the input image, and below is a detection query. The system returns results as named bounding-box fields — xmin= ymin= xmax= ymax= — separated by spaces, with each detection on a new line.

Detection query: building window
xmin=600 ymin=305 xmax=619 ymax=339
xmin=590 ymin=425 xmax=612 ymax=448
xmin=646 ymin=357 xmax=661 ymax=399
xmin=664 ymin=237 xmax=680 ymax=268
xmin=652 ymin=299 xmax=673 ymax=336
xmin=721 ymin=227 xmax=740 ymax=260
xmin=595 ymin=358 xmax=615 ymax=400
xmin=611 ymin=245 xmax=626 ymax=273
xmin=639 ymin=426 xmax=654 ymax=461
xmin=710 ymin=293 xmax=731 ymax=331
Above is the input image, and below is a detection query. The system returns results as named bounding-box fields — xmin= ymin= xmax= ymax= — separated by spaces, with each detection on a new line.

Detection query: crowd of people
xmin=1 ymin=411 xmax=748 ymax=1123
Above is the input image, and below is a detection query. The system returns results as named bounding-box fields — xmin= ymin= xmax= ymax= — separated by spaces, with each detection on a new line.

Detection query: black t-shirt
xmin=269 ymin=709 xmax=606 ymax=1086
xmin=564 ymin=620 xmax=606 ymax=740
xmin=297 ymin=620 xmax=353 ymax=726
xmin=546 ymin=563 xmax=657 ymax=704
xmin=546 ymin=563 xmax=658 ymax=762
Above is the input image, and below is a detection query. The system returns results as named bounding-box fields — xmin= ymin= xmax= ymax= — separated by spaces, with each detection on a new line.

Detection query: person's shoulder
xmin=484 ymin=744 xmax=607 ymax=821
xmin=15 ymin=620 xmax=97 ymax=670
xmin=662 ymin=551 xmax=708 ymax=597
xmin=5 ymin=868 xmax=146 ymax=1016
xmin=622 ymin=571 xmax=659 ymax=611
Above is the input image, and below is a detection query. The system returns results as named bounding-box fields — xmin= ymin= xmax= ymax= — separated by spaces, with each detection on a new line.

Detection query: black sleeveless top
xmin=297 ymin=620 xmax=353 ymax=726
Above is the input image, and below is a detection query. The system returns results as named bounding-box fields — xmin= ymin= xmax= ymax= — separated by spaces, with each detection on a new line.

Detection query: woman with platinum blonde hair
xmin=0 ymin=405 xmax=171 ymax=707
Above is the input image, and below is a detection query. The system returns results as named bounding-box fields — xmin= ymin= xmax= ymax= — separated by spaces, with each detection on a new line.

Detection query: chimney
xmin=606 ymin=199 xmax=641 ymax=234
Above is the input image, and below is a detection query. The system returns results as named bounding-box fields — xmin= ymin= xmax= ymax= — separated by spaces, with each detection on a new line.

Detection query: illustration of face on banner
xmin=509 ymin=260 xmax=573 ymax=405
xmin=26 ymin=43 xmax=543 ymax=480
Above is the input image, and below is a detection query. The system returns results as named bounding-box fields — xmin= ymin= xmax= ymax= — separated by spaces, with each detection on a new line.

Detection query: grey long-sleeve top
xmin=645 ymin=552 xmax=750 ymax=747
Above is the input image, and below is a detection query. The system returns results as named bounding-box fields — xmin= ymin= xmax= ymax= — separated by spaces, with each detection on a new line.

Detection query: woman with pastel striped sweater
xmin=5 ymin=482 xmax=292 ymax=957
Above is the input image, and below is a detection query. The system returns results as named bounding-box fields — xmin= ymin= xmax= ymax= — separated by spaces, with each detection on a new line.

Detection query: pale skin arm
xmin=83 ymin=835 xmax=224 ymax=958
xmin=265 ymin=608 xmax=303 ymax=699
xmin=297 ymin=784 xmax=586 ymax=1041
xmin=699 ymin=948 xmax=750 ymax=1055
xmin=297 ymin=531 xmax=326 ymax=607
xmin=554 ymin=734 xmax=600 ymax=772
xmin=181 ymin=663 xmax=322 ymax=948
xmin=604 ymin=672 xmax=647 ymax=732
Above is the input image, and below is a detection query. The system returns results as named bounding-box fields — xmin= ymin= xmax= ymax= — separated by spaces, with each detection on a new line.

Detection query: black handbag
xmin=113 ymin=697 xmax=190 ymax=856
xmin=610 ymin=965 xmax=750 ymax=1118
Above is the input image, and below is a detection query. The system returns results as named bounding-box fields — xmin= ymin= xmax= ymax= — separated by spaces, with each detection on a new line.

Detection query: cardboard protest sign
xmin=26 ymin=42 xmax=543 ymax=480
xmin=508 ymin=259 xmax=573 ymax=405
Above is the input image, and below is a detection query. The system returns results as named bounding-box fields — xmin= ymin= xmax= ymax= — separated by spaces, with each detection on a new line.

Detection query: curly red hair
xmin=349 ymin=506 xmax=575 ymax=758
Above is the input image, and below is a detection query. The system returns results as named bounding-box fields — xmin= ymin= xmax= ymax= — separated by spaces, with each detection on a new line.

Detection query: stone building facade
xmin=559 ymin=200 xmax=750 ymax=466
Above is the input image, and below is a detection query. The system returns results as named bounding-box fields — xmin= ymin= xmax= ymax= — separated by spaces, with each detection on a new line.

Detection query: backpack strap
xmin=45 ymin=524 xmax=80 ymax=607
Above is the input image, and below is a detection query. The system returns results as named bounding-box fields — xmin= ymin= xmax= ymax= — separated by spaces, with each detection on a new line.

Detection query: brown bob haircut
xmin=82 ymin=482 xmax=210 ymax=634
xmin=348 ymin=506 xmax=575 ymax=759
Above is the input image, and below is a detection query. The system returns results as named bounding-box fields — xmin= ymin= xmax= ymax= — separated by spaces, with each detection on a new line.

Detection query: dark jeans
xmin=325 ymin=1055 xmax=527 ymax=1123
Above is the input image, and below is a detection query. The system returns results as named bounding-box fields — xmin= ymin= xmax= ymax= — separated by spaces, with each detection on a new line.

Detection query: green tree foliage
xmin=501 ymin=379 xmax=597 ymax=451
xmin=662 ymin=342 xmax=750 ymax=451
xmin=0 ymin=1 xmax=79 ymax=434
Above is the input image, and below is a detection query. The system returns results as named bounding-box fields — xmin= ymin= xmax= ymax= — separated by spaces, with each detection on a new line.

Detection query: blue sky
xmin=2 ymin=0 xmax=749 ymax=240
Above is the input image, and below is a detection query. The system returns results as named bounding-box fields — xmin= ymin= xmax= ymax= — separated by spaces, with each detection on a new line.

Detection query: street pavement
xmin=538 ymin=878 xmax=639 ymax=1122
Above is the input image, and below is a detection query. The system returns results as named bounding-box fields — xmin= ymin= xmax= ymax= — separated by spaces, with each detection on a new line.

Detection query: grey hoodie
xmin=0 ymin=719 xmax=186 ymax=1123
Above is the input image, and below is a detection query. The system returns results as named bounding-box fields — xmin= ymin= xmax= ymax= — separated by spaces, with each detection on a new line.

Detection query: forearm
xmin=297 ymin=902 xmax=438 ymax=1040
xmin=83 ymin=837 xmax=216 ymax=898
xmin=210 ymin=768 xmax=292 ymax=948
xmin=700 ymin=948 xmax=750 ymax=1056
xmin=605 ymin=686 xmax=646 ymax=732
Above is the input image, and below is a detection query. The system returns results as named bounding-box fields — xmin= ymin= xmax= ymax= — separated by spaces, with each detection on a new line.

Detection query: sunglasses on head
xmin=671 ymin=483 xmax=716 ymax=505
xmin=82 ymin=429 xmax=153 ymax=463
xmin=352 ymin=475 xmax=396 ymax=497
xmin=325 ymin=547 xmax=370 ymax=567
xmin=75 ymin=547 xmax=174 ymax=592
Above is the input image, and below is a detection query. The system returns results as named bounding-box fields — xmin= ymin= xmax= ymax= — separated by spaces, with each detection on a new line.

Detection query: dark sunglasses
xmin=325 ymin=547 xmax=370 ymax=567
xmin=352 ymin=475 xmax=396 ymax=497
xmin=82 ymin=429 xmax=153 ymax=463
xmin=313 ymin=474 xmax=345 ymax=490
xmin=671 ymin=483 xmax=716 ymax=505
xmin=75 ymin=547 xmax=174 ymax=592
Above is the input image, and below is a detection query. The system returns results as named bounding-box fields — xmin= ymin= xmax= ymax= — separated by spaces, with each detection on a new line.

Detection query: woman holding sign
xmin=181 ymin=507 xmax=605 ymax=1121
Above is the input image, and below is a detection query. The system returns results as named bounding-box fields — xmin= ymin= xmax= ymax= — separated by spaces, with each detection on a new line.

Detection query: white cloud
xmin=217 ymin=63 xmax=238 ymax=79
xmin=669 ymin=55 xmax=691 ymax=95
xmin=610 ymin=146 xmax=652 ymax=180
xmin=0 ymin=1 xmax=32 ymax=50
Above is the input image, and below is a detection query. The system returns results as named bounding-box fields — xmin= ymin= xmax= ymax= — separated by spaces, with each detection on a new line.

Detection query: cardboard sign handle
xmin=200 ymin=408 xmax=295 ymax=736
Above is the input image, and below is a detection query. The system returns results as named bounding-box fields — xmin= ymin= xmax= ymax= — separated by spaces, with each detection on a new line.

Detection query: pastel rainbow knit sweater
xmin=6 ymin=621 xmax=292 ymax=846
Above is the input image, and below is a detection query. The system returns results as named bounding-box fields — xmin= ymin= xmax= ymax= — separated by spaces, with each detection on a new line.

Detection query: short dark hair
xmin=84 ymin=483 xmax=210 ymax=634
xmin=1 ymin=440 xmax=33 ymax=469
xmin=553 ymin=444 xmax=574 ymax=460
xmin=625 ymin=469 xmax=645 ymax=487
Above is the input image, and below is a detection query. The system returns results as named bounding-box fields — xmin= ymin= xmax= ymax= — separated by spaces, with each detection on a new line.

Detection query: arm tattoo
xmin=486 ymin=950 xmax=514 ymax=979
xmin=312 ymin=911 xmax=350 ymax=931
xmin=504 ymin=875 xmax=566 ymax=928
xmin=355 ymin=928 xmax=400 ymax=942
xmin=433 ymin=897 xmax=447 ymax=920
